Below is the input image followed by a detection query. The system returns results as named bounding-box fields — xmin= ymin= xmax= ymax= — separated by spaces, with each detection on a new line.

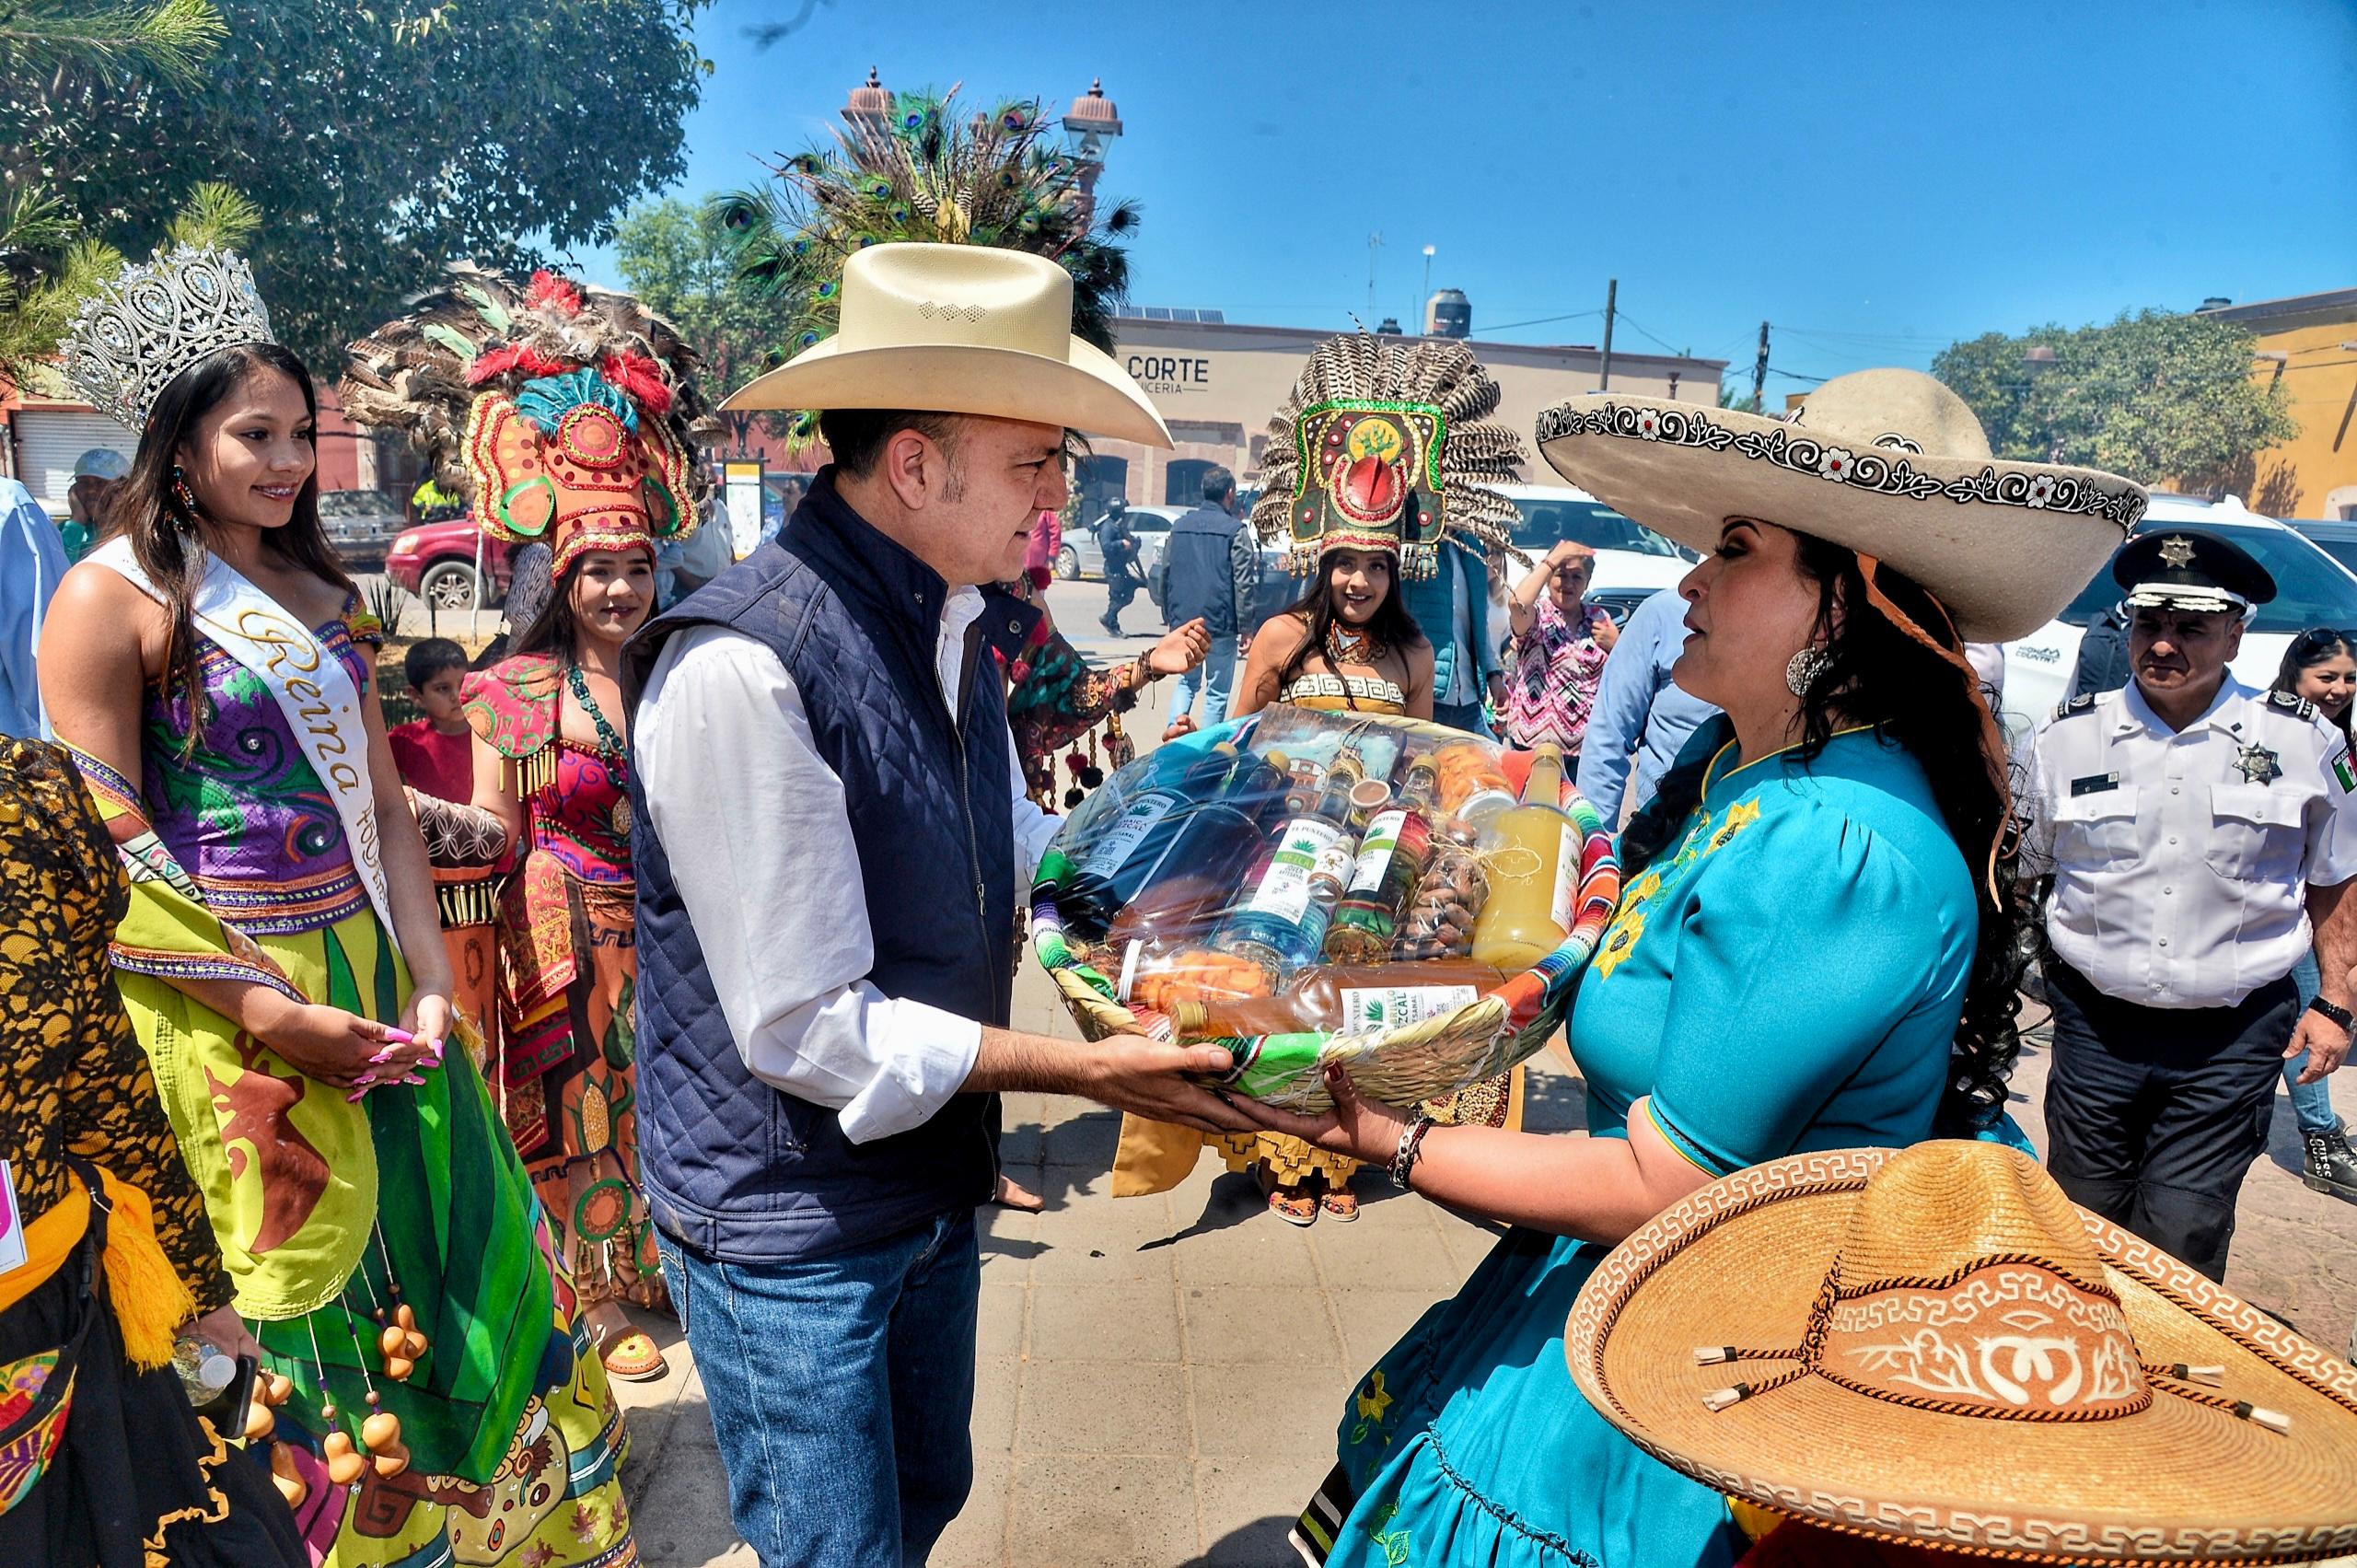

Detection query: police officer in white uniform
xmin=2019 ymin=528 xmax=2357 ymax=1281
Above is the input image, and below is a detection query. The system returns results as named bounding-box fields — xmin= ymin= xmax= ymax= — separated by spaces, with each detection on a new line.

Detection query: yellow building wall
xmin=2244 ymin=315 xmax=2357 ymax=519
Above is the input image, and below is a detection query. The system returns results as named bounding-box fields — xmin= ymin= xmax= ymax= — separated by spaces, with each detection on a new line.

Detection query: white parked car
xmin=1998 ymin=495 xmax=2357 ymax=740
xmin=1494 ymin=482 xmax=1696 ymax=623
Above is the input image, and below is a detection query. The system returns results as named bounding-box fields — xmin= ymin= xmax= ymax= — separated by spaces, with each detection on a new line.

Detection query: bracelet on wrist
xmin=1389 ymin=1115 xmax=1437 ymax=1191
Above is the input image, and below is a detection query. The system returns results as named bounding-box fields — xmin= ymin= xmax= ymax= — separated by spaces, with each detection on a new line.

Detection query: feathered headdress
xmin=341 ymin=263 xmax=720 ymax=575
xmin=714 ymin=81 xmax=1138 ymax=441
xmin=1251 ymin=334 xmax=1528 ymax=580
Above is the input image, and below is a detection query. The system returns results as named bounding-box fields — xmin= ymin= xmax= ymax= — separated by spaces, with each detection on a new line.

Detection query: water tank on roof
xmin=1426 ymin=288 xmax=1470 ymax=339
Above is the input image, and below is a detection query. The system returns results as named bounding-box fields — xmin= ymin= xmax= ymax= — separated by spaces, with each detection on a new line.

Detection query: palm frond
xmin=0 ymin=0 xmax=226 ymax=89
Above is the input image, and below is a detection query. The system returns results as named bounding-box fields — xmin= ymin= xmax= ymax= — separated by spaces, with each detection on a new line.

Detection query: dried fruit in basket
xmin=1126 ymin=947 xmax=1273 ymax=1016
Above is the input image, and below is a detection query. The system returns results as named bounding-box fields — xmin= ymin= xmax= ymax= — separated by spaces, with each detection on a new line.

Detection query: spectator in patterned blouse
xmin=1500 ymin=539 xmax=1617 ymax=759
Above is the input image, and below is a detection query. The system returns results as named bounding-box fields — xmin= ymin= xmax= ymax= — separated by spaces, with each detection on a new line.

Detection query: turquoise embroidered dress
xmin=1311 ymin=722 xmax=1978 ymax=1567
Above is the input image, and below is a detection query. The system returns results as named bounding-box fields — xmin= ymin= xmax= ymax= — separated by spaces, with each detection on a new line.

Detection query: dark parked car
xmin=386 ymin=517 xmax=516 ymax=610
xmin=319 ymin=488 xmax=407 ymax=569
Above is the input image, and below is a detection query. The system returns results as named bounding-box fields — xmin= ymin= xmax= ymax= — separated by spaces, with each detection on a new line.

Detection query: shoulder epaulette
xmin=2267 ymin=690 xmax=2319 ymax=722
xmin=2051 ymin=692 xmax=2099 ymax=721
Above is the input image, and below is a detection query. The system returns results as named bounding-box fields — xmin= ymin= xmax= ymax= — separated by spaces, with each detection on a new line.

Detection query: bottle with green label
xmin=1324 ymin=758 xmax=1439 ymax=962
xmin=1211 ymin=770 xmax=1358 ymax=979
xmin=1171 ymin=957 xmax=1508 ymax=1039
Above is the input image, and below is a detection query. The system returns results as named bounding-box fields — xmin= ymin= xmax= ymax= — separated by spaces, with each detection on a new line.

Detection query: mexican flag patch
xmin=2334 ymin=749 xmax=2356 ymax=794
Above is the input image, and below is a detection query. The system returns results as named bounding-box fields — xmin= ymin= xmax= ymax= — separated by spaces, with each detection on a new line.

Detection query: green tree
xmin=613 ymin=195 xmax=789 ymax=447
xmin=1931 ymin=309 xmax=2296 ymax=489
xmin=0 ymin=0 xmax=227 ymax=378
xmin=2 ymin=1 xmax=714 ymax=369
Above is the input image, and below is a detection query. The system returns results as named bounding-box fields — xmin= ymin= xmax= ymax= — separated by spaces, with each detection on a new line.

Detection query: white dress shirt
xmin=635 ymin=585 xmax=1061 ymax=1143
xmin=2017 ymin=677 xmax=2357 ymax=1008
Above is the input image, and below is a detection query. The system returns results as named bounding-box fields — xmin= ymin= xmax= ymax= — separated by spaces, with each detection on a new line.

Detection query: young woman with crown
xmin=41 ymin=246 xmax=637 ymax=1567
xmin=342 ymin=263 xmax=717 ymax=1390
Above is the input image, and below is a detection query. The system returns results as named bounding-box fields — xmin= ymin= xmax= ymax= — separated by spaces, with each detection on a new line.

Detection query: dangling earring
xmin=1786 ymin=645 xmax=1829 ymax=698
xmin=170 ymin=464 xmax=203 ymax=523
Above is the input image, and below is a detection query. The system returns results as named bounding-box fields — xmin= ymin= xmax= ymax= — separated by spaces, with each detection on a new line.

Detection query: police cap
xmin=2111 ymin=528 xmax=2276 ymax=616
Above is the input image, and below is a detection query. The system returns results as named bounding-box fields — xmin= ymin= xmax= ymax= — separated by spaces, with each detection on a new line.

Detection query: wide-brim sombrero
xmin=1534 ymin=369 xmax=2146 ymax=644
xmin=724 ymin=242 xmax=1172 ymax=449
xmin=1565 ymin=1143 xmax=2357 ymax=1564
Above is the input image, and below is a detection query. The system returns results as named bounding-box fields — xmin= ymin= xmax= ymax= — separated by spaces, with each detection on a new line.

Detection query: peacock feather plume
xmin=712 ymin=83 xmax=1140 ymax=444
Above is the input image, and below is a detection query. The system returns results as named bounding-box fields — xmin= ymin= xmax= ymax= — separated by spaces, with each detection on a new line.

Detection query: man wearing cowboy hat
xmin=624 ymin=244 xmax=1262 ymax=1568
xmin=2019 ymin=528 xmax=2357 ymax=1283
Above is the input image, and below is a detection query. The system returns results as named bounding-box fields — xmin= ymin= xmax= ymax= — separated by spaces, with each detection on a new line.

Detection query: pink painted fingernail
xmin=346 ymin=1085 xmax=372 ymax=1103
xmin=368 ymin=1048 xmax=397 ymax=1065
xmin=379 ymin=1027 xmax=416 ymax=1045
xmin=401 ymin=1074 xmax=426 ymax=1086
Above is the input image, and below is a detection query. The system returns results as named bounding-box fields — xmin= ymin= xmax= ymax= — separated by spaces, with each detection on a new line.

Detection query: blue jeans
xmin=1168 ymin=633 xmax=1237 ymax=725
xmin=2287 ymin=952 xmax=2342 ymax=1134
xmin=1432 ymin=698 xmax=1493 ymax=739
xmin=656 ymin=1211 xmax=981 ymax=1568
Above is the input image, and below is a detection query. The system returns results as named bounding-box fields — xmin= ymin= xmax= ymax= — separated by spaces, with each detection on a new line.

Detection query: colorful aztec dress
xmin=464 ymin=656 xmax=662 ymax=1313
xmin=1298 ymin=724 xmax=1978 ymax=1567
xmin=77 ymin=600 xmax=635 ymax=1568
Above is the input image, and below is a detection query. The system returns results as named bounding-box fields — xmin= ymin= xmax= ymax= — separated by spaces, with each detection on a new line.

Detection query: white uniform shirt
xmin=2017 ymin=677 xmax=2357 ymax=1008
xmin=633 ymin=587 xmax=1062 ymax=1144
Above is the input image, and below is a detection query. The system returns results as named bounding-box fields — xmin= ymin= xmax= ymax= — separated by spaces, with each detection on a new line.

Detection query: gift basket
xmin=1029 ymin=707 xmax=1621 ymax=1111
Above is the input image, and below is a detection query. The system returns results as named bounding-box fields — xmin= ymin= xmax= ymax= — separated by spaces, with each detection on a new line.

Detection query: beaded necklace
xmin=566 ymin=666 xmax=628 ymax=765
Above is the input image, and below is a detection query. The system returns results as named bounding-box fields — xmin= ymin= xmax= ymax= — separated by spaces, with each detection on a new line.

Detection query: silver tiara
xmin=60 ymin=245 xmax=276 ymax=431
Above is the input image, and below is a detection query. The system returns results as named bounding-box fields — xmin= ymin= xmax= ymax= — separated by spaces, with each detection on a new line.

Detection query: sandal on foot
xmin=596 ymin=1327 xmax=668 ymax=1383
xmin=1258 ymin=1167 xmax=1317 ymax=1227
xmin=1318 ymin=1186 xmax=1360 ymax=1222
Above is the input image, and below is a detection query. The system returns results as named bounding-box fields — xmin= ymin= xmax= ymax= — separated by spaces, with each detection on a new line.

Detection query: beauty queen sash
xmin=87 ymin=536 xmax=401 ymax=950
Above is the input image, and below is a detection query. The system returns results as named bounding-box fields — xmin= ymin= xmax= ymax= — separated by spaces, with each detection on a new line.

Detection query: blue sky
xmin=571 ymin=0 xmax=2357 ymax=396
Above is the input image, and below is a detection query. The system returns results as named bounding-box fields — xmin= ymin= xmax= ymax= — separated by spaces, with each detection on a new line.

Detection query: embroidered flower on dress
xmin=1704 ymin=798 xmax=1763 ymax=855
xmin=1595 ymin=909 xmax=1645 ymax=980
xmin=1356 ymin=1370 xmax=1394 ymax=1423
xmin=1817 ymin=447 xmax=1855 ymax=482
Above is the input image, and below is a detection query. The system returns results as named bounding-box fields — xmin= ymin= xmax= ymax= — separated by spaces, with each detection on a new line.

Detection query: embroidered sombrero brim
xmin=1534 ymin=395 xmax=2143 ymax=643
xmin=1565 ymin=1148 xmax=2357 ymax=1564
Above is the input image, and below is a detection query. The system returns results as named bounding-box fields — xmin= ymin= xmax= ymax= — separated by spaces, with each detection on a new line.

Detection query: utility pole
xmin=1366 ymin=232 xmax=1384 ymax=319
xmin=1420 ymin=243 xmax=1434 ymax=331
xmin=1597 ymin=278 xmax=1618 ymax=390
xmin=1752 ymin=320 xmax=1771 ymax=411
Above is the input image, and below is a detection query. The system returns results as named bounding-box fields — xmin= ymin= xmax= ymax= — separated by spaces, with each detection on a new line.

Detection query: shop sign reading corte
xmin=1126 ymin=354 xmax=1212 ymax=397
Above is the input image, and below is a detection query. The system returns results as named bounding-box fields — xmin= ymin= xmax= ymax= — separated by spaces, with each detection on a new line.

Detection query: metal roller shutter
xmin=15 ymin=409 xmax=139 ymax=515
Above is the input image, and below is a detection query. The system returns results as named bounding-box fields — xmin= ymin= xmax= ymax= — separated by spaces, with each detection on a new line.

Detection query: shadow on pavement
xmin=1189 ymin=1513 xmax=1301 ymax=1565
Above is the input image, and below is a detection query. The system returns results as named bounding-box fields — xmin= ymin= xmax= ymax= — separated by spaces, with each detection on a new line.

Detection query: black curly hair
xmin=1618 ymin=534 xmax=2029 ymax=1139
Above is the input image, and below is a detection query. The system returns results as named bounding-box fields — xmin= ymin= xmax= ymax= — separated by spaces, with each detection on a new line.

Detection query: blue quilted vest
xmin=624 ymin=470 xmax=1039 ymax=1263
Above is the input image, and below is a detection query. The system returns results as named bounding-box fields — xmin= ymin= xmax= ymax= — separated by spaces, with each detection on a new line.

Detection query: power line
xmin=1473 ymin=308 xmax=1604 ymax=335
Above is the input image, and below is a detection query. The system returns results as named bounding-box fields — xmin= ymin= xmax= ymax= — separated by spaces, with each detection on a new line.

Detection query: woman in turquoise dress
xmin=1235 ymin=370 xmax=2148 ymax=1567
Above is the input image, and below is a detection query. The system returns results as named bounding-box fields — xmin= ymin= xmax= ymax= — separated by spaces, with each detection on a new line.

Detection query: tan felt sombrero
xmin=1535 ymin=369 xmax=2145 ymax=644
xmin=1566 ymin=1142 xmax=2357 ymax=1565
xmin=724 ymin=243 xmax=1173 ymax=449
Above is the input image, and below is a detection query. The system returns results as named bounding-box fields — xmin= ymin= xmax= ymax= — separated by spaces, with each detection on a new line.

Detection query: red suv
xmin=385 ymin=518 xmax=515 ymax=610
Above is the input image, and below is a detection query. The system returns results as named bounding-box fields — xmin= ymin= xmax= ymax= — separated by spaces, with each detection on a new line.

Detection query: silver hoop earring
xmin=1786 ymin=646 xmax=1829 ymax=698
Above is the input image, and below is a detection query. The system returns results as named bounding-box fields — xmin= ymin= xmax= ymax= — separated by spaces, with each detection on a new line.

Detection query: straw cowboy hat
xmin=723 ymin=243 xmax=1173 ymax=448
xmin=1565 ymin=1141 xmax=2357 ymax=1565
xmin=1534 ymin=369 xmax=2146 ymax=643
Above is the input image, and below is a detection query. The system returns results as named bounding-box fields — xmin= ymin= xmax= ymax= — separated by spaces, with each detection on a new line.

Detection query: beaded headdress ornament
xmin=61 ymin=245 xmax=276 ymax=430
xmin=1251 ymin=334 xmax=1527 ymax=580
xmin=342 ymin=264 xmax=715 ymax=575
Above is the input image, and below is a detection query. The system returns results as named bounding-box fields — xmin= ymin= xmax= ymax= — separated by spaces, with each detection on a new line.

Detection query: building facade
xmin=2196 ymin=288 xmax=2357 ymax=519
xmin=1078 ymin=315 xmax=1726 ymax=518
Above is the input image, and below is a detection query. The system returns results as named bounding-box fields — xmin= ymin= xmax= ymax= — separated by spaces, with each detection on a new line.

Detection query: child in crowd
xmin=1500 ymin=538 xmax=1616 ymax=761
xmin=389 ymin=636 xmax=475 ymax=803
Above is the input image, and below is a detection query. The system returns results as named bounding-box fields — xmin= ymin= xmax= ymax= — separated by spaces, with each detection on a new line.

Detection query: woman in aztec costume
xmin=343 ymin=265 xmax=716 ymax=1388
xmin=1112 ymin=333 xmax=1532 ymax=1225
xmin=717 ymin=75 xmax=1167 ymax=817
xmin=41 ymin=245 xmax=636 ymax=1568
